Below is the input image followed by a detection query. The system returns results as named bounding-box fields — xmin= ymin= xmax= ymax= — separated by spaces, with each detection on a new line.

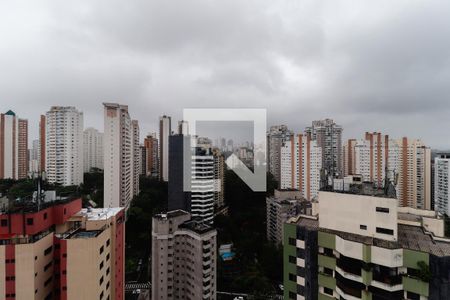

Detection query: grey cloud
xmin=1 ymin=1 xmax=450 ymax=148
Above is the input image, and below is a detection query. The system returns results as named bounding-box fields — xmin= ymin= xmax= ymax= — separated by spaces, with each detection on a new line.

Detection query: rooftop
xmin=154 ymin=209 xmax=189 ymax=220
xmin=75 ymin=207 xmax=122 ymax=221
xmin=318 ymin=224 xmax=450 ymax=257
xmin=69 ymin=230 xmax=102 ymax=239
xmin=321 ymin=181 xmax=396 ymax=199
xmin=179 ymin=219 xmax=215 ymax=235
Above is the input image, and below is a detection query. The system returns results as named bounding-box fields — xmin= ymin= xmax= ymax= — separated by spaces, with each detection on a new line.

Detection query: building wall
xmin=103 ymin=103 xmax=135 ymax=209
xmin=39 ymin=115 xmax=46 ymax=172
xmin=83 ymin=127 xmax=104 ymax=172
xmin=435 ymin=157 xmax=450 ymax=215
xmin=280 ymin=134 xmax=322 ymax=200
xmin=305 ymin=119 xmax=343 ymax=178
xmin=319 ymin=191 xmax=398 ymax=241
xmin=132 ymin=120 xmax=140 ymax=197
xmin=45 ymin=106 xmax=83 ymax=186
xmin=17 ymin=118 xmax=28 ymax=179
xmin=159 ymin=116 xmax=171 ymax=182
xmin=0 ymin=112 xmax=25 ymax=180
xmin=392 ymin=138 xmax=431 ymax=209
xmin=267 ymin=125 xmax=292 ymax=187
xmin=144 ymin=134 xmax=159 ymax=177
xmin=152 ymin=211 xmax=217 ymax=300
xmin=15 ymin=233 xmax=54 ymax=300
xmin=65 ymin=229 xmax=111 ymax=300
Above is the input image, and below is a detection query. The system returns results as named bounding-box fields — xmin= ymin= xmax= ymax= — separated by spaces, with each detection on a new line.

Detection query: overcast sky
xmin=1 ymin=1 xmax=450 ymax=148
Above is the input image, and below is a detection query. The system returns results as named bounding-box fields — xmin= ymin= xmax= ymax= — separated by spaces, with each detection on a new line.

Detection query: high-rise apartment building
xmin=191 ymin=141 xmax=215 ymax=224
xmin=143 ymin=133 xmax=159 ymax=177
xmin=284 ymin=189 xmax=450 ymax=300
xmin=267 ymin=125 xmax=293 ymax=186
xmin=159 ymin=115 xmax=171 ymax=181
xmin=212 ymin=148 xmax=225 ymax=209
xmin=178 ymin=120 xmax=189 ymax=135
xmin=29 ymin=139 xmax=40 ymax=173
xmin=0 ymin=196 xmax=125 ymax=300
xmin=140 ymin=145 xmax=147 ymax=176
xmin=39 ymin=115 xmax=46 ymax=172
xmin=168 ymin=135 xmax=215 ymax=224
xmin=266 ymin=190 xmax=306 ymax=245
xmin=435 ymin=155 xmax=450 ymax=216
xmin=45 ymin=106 xmax=83 ymax=186
xmin=280 ymin=134 xmax=322 ymax=200
xmin=132 ymin=120 xmax=140 ymax=196
xmin=17 ymin=118 xmax=28 ymax=179
xmin=343 ymin=139 xmax=357 ymax=177
xmin=391 ymin=138 xmax=431 ymax=209
xmin=344 ymin=132 xmax=389 ymax=187
xmin=83 ymin=127 xmax=104 ymax=172
xmin=151 ymin=210 xmax=217 ymax=300
xmin=344 ymin=134 xmax=431 ymax=209
xmin=305 ymin=119 xmax=343 ymax=178
xmin=0 ymin=110 xmax=28 ymax=180
xmin=103 ymin=103 xmax=139 ymax=209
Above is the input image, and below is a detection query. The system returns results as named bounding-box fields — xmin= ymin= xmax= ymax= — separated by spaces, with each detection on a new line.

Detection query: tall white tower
xmin=103 ymin=103 xmax=138 ymax=209
xmin=159 ymin=115 xmax=171 ymax=181
xmin=45 ymin=106 xmax=83 ymax=186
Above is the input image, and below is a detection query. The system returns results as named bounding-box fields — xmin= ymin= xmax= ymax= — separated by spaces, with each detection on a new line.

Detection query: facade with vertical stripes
xmin=280 ymin=134 xmax=322 ymax=201
xmin=0 ymin=110 xmax=28 ymax=180
xmin=344 ymin=133 xmax=431 ymax=209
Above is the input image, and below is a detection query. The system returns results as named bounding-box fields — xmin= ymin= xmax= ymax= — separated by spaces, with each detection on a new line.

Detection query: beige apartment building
xmin=343 ymin=134 xmax=431 ymax=209
xmin=0 ymin=110 xmax=28 ymax=180
xmin=152 ymin=210 xmax=217 ymax=300
xmin=0 ymin=197 xmax=125 ymax=300
xmin=103 ymin=103 xmax=140 ymax=209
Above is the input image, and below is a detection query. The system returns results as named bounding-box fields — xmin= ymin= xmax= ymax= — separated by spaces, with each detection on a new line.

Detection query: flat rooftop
xmin=318 ymin=224 xmax=450 ymax=257
xmin=321 ymin=182 xmax=396 ymax=199
xmin=75 ymin=207 xmax=122 ymax=221
xmin=290 ymin=215 xmax=319 ymax=230
xmin=69 ymin=230 xmax=102 ymax=239
xmin=154 ymin=209 xmax=189 ymax=220
xmin=179 ymin=219 xmax=215 ymax=235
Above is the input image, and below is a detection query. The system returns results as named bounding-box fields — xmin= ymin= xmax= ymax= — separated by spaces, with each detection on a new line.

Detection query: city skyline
xmin=2 ymin=1 xmax=450 ymax=148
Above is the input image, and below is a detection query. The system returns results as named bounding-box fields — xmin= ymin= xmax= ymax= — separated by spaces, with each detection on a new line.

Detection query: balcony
xmin=336 ymin=256 xmax=362 ymax=277
xmin=402 ymin=276 xmax=429 ymax=297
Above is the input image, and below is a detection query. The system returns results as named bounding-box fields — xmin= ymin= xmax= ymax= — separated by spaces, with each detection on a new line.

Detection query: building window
xmin=288 ymin=273 xmax=296 ymax=282
xmin=100 ymin=261 xmax=104 ymax=270
xmin=1 ymin=219 xmax=7 ymax=227
xmin=376 ymin=227 xmax=394 ymax=235
xmin=288 ymin=237 xmax=296 ymax=246
xmin=324 ymin=287 xmax=333 ymax=295
xmin=406 ymin=291 xmax=420 ymax=300
xmin=323 ymin=267 xmax=333 ymax=276
xmin=27 ymin=218 xmax=34 ymax=225
xmin=43 ymin=212 xmax=48 ymax=220
xmin=376 ymin=207 xmax=389 ymax=213
xmin=106 ymin=239 xmax=110 ymax=247
xmin=44 ymin=277 xmax=52 ymax=286
xmin=360 ymin=225 xmax=367 ymax=230
xmin=44 ymin=246 xmax=52 ymax=256
xmin=289 ymin=291 xmax=296 ymax=299
xmin=289 ymin=255 xmax=296 ymax=264
xmin=99 ymin=246 xmax=104 ymax=254
xmin=44 ymin=262 xmax=53 ymax=272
